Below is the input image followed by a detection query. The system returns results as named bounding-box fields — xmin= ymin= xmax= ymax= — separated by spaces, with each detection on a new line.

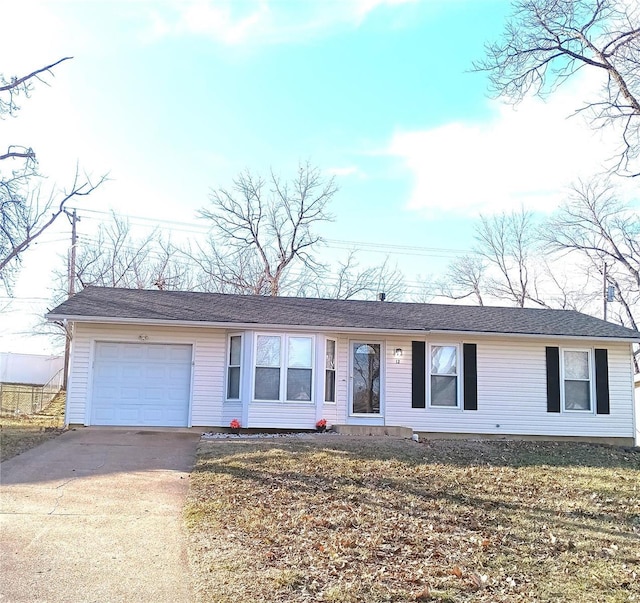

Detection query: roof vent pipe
xmin=378 ymin=292 xmax=386 ymax=302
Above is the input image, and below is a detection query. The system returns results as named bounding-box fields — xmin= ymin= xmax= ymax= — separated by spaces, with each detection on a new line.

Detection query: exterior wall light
xmin=395 ymin=348 xmax=403 ymax=363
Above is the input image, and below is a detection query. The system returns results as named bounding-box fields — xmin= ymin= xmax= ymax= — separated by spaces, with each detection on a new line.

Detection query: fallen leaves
xmin=186 ymin=438 xmax=640 ymax=603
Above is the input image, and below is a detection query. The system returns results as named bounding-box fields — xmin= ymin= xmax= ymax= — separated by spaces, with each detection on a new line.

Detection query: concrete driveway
xmin=0 ymin=428 xmax=201 ymax=603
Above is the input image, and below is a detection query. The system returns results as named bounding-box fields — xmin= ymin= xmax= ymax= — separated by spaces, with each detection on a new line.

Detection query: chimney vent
xmin=377 ymin=292 xmax=386 ymax=302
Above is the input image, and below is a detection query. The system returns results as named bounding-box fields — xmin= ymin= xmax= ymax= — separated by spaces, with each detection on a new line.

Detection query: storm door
xmin=350 ymin=342 xmax=382 ymax=416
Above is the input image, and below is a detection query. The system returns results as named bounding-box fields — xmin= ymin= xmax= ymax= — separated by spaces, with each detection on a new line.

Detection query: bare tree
xmin=411 ymin=275 xmax=436 ymax=304
xmin=476 ymin=0 xmax=640 ymax=176
xmin=544 ymin=179 xmax=639 ymax=331
xmin=258 ymin=251 xmax=404 ymax=301
xmin=438 ymin=209 xmax=590 ymax=310
xmin=309 ymin=253 xmax=405 ymax=301
xmin=475 ymin=208 xmax=547 ymax=307
xmin=436 ymin=255 xmax=487 ymax=306
xmin=68 ymin=215 xmax=189 ymax=291
xmin=0 ymin=58 xmax=105 ymax=291
xmin=198 ymin=163 xmax=337 ymax=296
xmin=185 ymin=235 xmax=271 ymax=295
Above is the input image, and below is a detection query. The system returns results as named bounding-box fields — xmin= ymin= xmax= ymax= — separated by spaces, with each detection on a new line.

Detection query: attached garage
xmin=91 ymin=342 xmax=192 ymax=427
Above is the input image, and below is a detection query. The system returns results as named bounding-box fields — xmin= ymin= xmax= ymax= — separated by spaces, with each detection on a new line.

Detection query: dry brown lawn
xmin=186 ymin=436 xmax=640 ymax=603
xmin=0 ymin=392 xmax=66 ymax=462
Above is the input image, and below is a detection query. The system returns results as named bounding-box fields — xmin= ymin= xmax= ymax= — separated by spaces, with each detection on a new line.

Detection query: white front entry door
xmin=91 ymin=342 xmax=192 ymax=427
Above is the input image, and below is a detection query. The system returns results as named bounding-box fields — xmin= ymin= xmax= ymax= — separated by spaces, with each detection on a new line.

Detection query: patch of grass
xmin=186 ymin=437 xmax=640 ymax=603
xmin=0 ymin=393 xmax=66 ymax=462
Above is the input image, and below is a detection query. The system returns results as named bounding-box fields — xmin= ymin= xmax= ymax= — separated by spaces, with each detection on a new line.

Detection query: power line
xmin=68 ymin=207 xmax=473 ymax=258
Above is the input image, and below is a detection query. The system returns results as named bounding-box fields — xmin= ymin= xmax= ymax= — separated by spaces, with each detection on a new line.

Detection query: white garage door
xmin=91 ymin=342 xmax=192 ymax=427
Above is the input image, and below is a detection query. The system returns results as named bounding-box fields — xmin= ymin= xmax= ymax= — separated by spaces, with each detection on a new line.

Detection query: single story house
xmin=47 ymin=287 xmax=640 ymax=445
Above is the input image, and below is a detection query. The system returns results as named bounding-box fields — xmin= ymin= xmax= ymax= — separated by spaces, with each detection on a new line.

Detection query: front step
xmin=332 ymin=425 xmax=413 ymax=438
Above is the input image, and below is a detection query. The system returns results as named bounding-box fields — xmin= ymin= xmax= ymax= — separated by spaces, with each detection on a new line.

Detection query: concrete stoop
xmin=332 ymin=425 xmax=414 ymax=438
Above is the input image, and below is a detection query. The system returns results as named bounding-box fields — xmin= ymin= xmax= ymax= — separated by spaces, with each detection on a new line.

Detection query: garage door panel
xmin=95 ymin=384 xmax=118 ymax=398
xmin=91 ymin=342 xmax=192 ymax=427
xmin=93 ymin=407 xmax=115 ymax=422
xmin=120 ymin=387 xmax=142 ymax=400
xmin=145 ymin=365 xmax=167 ymax=380
xmin=94 ymin=364 xmax=120 ymax=379
xmin=167 ymin=387 xmax=189 ymax=401
xmin=169 ymin=346 xmax=193 ymax=362
xmin=95 ymin=343 xmax=121 ymax=360
xmin=147 ymin=346 xmax=169 ymax=361
xmin=121 ymin=345 xmax=146 ymax=360
xmin=144 ymin=387 xmax=164 ymax=401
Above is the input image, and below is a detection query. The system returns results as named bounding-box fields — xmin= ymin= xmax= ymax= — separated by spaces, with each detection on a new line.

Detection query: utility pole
xmin=603 ymin=261 xmax=608 ymax=322
xmin=62 ymin=209 xmax=79 ymax=390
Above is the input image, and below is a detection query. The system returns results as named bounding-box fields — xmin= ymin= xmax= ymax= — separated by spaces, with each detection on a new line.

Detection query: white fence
xmin=0 ymin=368 xmax=64 ymax=415
xmin=0 ymin=353 xmax=64 ymax=386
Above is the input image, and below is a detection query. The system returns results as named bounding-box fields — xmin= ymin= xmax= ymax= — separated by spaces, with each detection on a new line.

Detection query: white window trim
xmin=252 ymin=333 xmax=315 ymax=404
xmin=324 ymin=338 xmax=337 ymax=404
xmin=225 ymin=333 xmax=243 ymax=402
xmin=427 ymin=343 xmax=462 ymax=410
xmin=560 ymin=348 xmax=595 ymax=414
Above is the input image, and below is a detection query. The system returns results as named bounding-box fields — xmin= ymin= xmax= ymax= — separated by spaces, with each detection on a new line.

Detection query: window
xmin=286 ymin=337 xmax=313 ymax=401
xmin=253 ymin=334 xmax=314 ymax=402
xmin=325 ymin=339 xmax=336 ymax=403
xmin=563 ymin=349 xmax=592 ymax=411
xmin=429 ymin=345 xmax=459 ymax=407
xmin=255 ymin=335 xmax=281 ymax=400
xmin=226 ymin=335 xmax=242 ymax=400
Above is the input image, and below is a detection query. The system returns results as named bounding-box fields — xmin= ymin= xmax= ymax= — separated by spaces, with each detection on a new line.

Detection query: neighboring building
xmin=0 ymin=352 xmax=64 ymax=386
xmin=47 ymin=287 xmax=640 ymax=445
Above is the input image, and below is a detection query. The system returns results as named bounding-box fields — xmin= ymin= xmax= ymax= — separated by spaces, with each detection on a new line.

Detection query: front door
xmin=349 ymin=341 xmax=384 ymax=424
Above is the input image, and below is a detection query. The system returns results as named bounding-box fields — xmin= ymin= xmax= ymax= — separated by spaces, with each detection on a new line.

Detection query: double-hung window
xmin=562 ymin=349 xmax=592 ymax=411
xmin=286 ymin=337 xmax=313 ymax=401
xmin=429 ymin=344 xmax=459 ymax=407
xmin=324 ymin=339 xmax=336 ymax=403
xmin=226 ymin=334 xmax=243 ymax=400
xmin=253 ymin=334 xmax=314 ymax=402
xmin=255 ymin=335 xmax=282 ymax=400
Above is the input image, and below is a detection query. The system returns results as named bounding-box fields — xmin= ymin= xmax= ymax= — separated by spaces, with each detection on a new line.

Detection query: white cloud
xmin=0 ymin=1 xmax=71 ymax=74
xmin=387 ymin=76 xmax=622 ymax=216
xmin=143 ymin=0 xmax=421 ymax=46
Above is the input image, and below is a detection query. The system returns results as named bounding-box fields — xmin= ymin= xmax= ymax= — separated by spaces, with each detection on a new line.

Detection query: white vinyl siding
xmin=384 ymin=335 xmax=634 ymax=439
xmin=65 ymin=323 xmax=635 ymax=439
xmin=67 ymin=323 xmax=226 ymax=427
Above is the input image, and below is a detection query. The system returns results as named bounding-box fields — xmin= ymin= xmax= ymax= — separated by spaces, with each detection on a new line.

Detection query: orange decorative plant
xmin=230 ymin=418 xmax=241 ymax=429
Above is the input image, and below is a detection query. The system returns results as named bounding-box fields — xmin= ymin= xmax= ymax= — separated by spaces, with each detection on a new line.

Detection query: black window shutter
xmin=594 ymin=348 xmax=610 ymax=415
xmin=411 ymin=341 xmax=426 ymax=408
xmin=463 ymin=343 xmax=477 ymax=410
xmin=546 ymin=347 xmax=561 ymax=413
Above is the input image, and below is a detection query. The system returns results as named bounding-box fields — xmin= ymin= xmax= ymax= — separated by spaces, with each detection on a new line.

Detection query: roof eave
xmin=427 ymin=328 xmax=640 ymax=343
xmin=45 ymin=314 xmax=433 ymax=335
xmin=45 ymin=314 xmax=640 ymax=342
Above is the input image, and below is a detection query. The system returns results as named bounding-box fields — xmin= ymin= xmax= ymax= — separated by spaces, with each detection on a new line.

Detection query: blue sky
xmin=0 ymin=0 xmax=627 ymax=353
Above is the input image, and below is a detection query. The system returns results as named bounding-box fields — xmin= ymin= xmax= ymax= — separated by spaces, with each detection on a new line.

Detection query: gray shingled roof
xmin=47 ymin=286 xmax=640 ymax=340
